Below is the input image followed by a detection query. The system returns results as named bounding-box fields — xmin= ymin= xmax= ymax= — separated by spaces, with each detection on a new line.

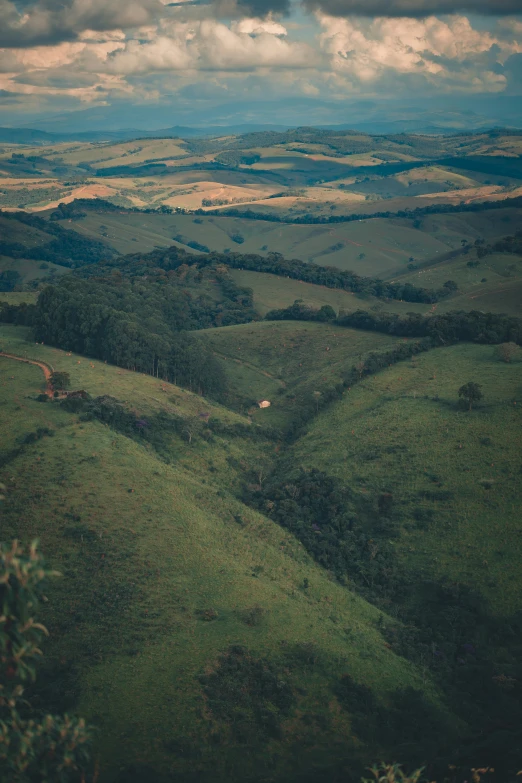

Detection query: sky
xmin=1 ymin=0 xmax=522 ymax=129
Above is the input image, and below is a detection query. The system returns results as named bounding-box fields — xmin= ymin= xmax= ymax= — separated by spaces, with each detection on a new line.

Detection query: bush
xmin=0 ymin=540 xmax=91 ymax=781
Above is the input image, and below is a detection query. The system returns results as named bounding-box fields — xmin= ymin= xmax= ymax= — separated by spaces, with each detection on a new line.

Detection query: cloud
xmin=100 ymin=18 xmax=316 ymax=73
xmin=504 ymin=51 xmax=522 ymax=90
xmin=0 ymin=0 xmax=163 ymax=48
xmin=318 ymin=12 xmax=521 ymax=90
xmin=13 ymin=67 xmax=100 ymax=88
xmin=0 ymin=88 xmax=20 ymax=101
xmin=303 ymin=0 xmax=522 ymax=18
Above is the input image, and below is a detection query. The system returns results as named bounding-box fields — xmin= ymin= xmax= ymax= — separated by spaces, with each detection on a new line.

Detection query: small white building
xmin=258 ymin=400 xmax=271 ymax=409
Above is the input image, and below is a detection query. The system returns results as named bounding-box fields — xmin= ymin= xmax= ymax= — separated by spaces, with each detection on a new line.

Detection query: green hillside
xmin=230 ymin=269 xmax=367 ymax=315
xmin=0 ymin=290 xmax=39 ymax=305
xmin=0 ymin=324 xmax=439 ymax=783
xmin=197 ymin=321 xmax=398 ymax=430
xmin=286 ymin=343 xmax=522 ymax=612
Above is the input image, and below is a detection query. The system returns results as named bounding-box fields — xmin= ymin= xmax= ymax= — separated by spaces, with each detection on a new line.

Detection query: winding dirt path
xmin=0 ymin=352 xmax=54 ymax=395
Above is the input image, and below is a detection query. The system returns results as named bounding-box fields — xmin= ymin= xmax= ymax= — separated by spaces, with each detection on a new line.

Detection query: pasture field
xmin=71 ymin=211 xmax=450 ymax=276
xmin=0 ymin=322 xmax=432 ymax=783
xmin=67 ymin=205 xmax=522 ymax=282
xmin=395 ymin=252 xmax=522 ymax=316
xmin=0 ymin=290 xmax=39 ymax=304
xmin=197 ymin=321 xmax=398 ymax=429
xmin=288 ymin=343 xmax=522 ymax=613
xmin=230 ymin=269 xmax=368 ymax=315
xmin=230 ymin=265 xmax=522 ymax=319
xmin=0 ymin=254 xmax=68 ymax=284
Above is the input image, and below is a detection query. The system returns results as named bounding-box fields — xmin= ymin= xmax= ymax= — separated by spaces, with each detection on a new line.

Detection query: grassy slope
xmin=197 ymin=321 xmax=399 ymax=430
xmin=0 ymin=291 xmax=39 ymax=304
xmin=66 ymin=205 xmax=522 ymax=281
xmin=0 ymin=213 xmax=54 ymax=248
xmin=0 ymin=323 xmax=435 ymax=783
xmin=71 ymin=211 xmax=449 ymax=276
xmin=394 ymin=252 xmax=522 ymax=316
xmin=0 ymin=254 xmax=69 ymax=284
xmin=288 ymin=343 xmax=522 ymax=614
xmin=230 ymin=269 xmax=368 ymax=315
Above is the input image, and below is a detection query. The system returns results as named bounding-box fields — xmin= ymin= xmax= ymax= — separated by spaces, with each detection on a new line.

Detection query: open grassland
xmin=197 ymin=321 xmax=398 ymax=430
xmin=289 ymin=343 xmax=522 ymax=614
xmin=409 ymin=208 xmax=522 ymax=247
xmin=0 ymin=324 xmax=435 ymax=783
xmin=0 ymin=254 xmax=68 ymax=284
xmin=395 ymin=252 xmax=522 ymax=316
xmin=447 ymin=278 xmax=522 ymax=316
xmin=230 ymin=269 xmax=369 ymax=315
xmin=69 ymin=206 xmax=522 ymax=282
xmin=0 ymin=290 xmax=39 ymax=304
xmin=71 ymin=211 xmax=450 ymax=276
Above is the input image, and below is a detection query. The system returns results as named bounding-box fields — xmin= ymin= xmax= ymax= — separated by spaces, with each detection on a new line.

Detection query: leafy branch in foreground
xmin=362 ymin=764 xmax=426 ymax=783
xmin=0 ymin=538 xmax=92 ymax=782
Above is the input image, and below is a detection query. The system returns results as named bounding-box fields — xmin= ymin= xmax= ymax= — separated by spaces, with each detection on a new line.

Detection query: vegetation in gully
xmin=1 ymin=126 xmax=522 ymax=783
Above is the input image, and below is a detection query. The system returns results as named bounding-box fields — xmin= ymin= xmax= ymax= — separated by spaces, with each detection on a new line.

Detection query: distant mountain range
xmin=1 ymin=93 xmax=521 ymax=144
xmin=0 ymin=124 xmax=296 ymax=144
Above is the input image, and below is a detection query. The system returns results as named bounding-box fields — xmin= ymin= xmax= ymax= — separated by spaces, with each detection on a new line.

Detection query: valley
xmin=1 ymin=126 xmax=522 ymax=783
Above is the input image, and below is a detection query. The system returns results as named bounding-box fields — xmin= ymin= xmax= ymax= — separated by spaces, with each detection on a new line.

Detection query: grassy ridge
xmin=288 ymin=343 xmax=522 ymax=613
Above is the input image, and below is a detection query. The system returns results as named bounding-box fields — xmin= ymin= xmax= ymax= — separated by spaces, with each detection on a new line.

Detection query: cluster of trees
xmin=25 ymin=256 xmax=260 ymax=397
xmin=50 ymin=198 xmax=181 ymax=217
xmin=214 ymin=151 xmax=261 ymax=166
xmin=476 ymin=230 xmax=522 ymax=259
xmin=31 ymin=276 xmax=228 ymax=397
xmin=249 ymin=463 xmax=522 ymax=778
xmin=265 ymin=302 xmax=522 ymax=347
xmin=0 ymin=299 xmax=35 ymax=325
xmin=80 ymin=240 xmax=443 ymax=307
xmin=336 ymin=308 xmax=522 ymax=346
xmin=207 ymin=250 xmax=449 ymax=303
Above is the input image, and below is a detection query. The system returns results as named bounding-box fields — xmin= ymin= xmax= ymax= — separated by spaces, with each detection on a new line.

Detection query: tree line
xmin=93 ymin=243 xmax=452 ymax=304
xmin=265 ymin=301 xmax=522 ymax=347
xmin=196 ymin=194 xmax=522 ymax=225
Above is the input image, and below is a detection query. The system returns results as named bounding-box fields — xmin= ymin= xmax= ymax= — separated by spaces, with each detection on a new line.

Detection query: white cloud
xmin=318 ymin=13 xmax=522 ymax=90
xmin=99 ymin=19 xmax=317 ymax=74
xmin=231 ymin=17 xmax=288 ymax=36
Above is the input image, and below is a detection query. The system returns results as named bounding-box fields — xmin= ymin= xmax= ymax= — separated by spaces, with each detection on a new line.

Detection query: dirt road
xmin=0 ymin=352 xmax=54 ymax=395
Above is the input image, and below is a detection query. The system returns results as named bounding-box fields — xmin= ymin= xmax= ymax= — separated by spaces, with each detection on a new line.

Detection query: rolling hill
xmin=0 ymin=323 xmax=445 ymax=783
xmin=1 ymin=126 xmax=522 ymax=782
